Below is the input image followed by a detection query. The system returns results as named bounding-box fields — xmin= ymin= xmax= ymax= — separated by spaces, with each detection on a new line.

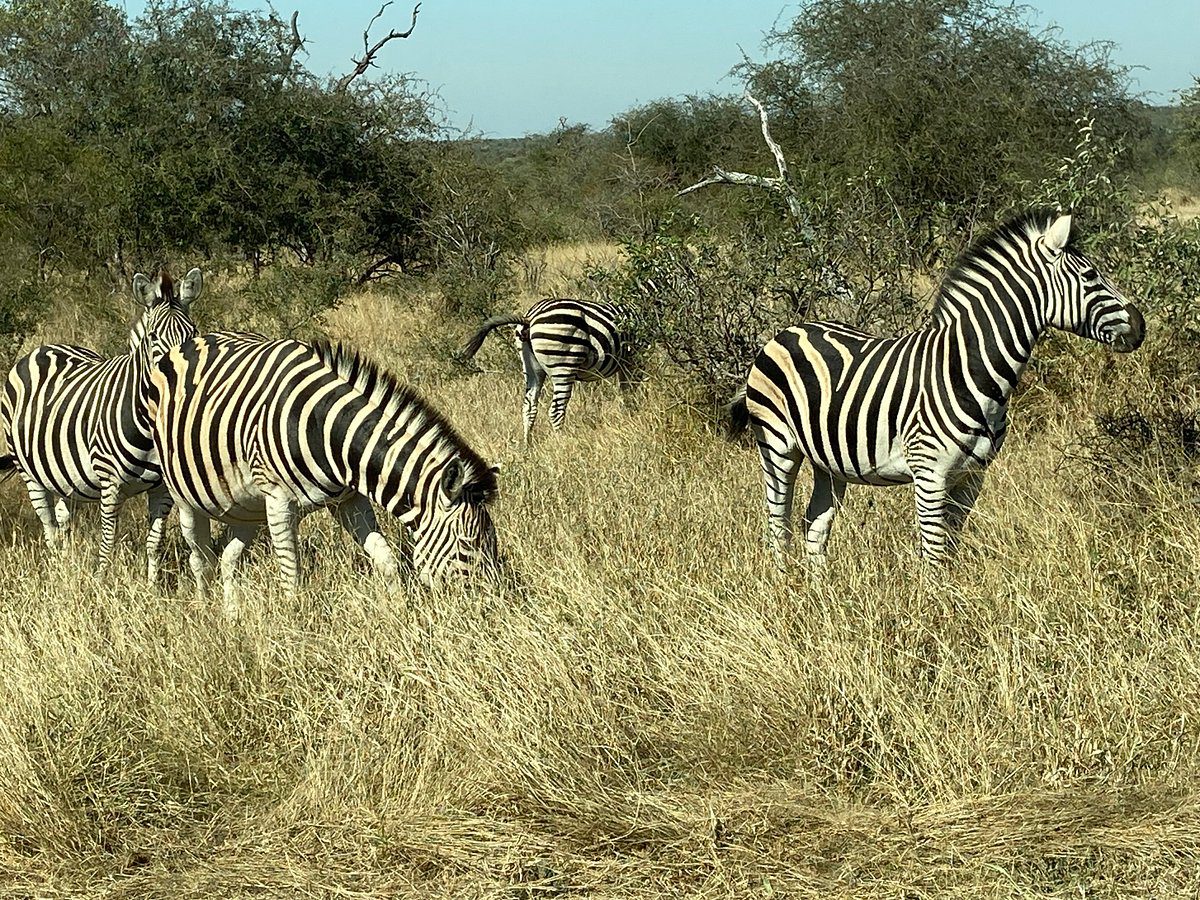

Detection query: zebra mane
xmin=311 ymin=340 xmax=498 ymax=499
xmin=156 ymin=269 xmax=176 ymax=303
xmin=933 ymin=209 xmax=1079 ymax=315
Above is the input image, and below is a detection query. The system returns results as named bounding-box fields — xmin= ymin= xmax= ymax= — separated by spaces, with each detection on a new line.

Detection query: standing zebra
xmin=0 ymin=269 xmax=202 ymax=580
xmin=148 ymin=333 xmax=500 ymax=605
xmin=460 ymin=298 xmax=629 ymax=443
xmin=730 ymin=211 xmax=1145 ymax=566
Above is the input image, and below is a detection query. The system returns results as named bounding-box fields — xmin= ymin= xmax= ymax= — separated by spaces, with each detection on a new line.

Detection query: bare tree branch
xmin=336 ymin=2 xmax=421 ymax=92
xmin=676 ymin=90 xmax=805 ymax=220
xmin=282 ymin=11 xmax=306 ymax=66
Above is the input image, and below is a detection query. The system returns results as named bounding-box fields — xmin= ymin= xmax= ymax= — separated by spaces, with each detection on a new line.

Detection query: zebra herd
xmin=0 ymin=210 xmax=1146 ymax=597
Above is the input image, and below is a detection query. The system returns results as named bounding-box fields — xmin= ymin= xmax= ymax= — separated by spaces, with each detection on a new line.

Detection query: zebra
xmin=0 ymin=269 xmax=202 ymax=581
xmin=147 ymin=332 xmax=500 ymax=606
xmin=729 ymin=211 xmax=1145 ymax=567
xmin=459 ymin=298 xmax=630 ymax=443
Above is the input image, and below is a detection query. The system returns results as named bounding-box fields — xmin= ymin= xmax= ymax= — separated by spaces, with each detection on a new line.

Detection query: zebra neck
xmin=931 ymin=284 xmax=1047 ymax=398
xmin=346 ymin=410 xmax=443 ymax=525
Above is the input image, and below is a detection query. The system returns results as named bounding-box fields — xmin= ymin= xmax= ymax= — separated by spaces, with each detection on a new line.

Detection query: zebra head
xmin=1038 ymin=214 xmax=1145 ymax=353
xmin=130 ymin=267 xmax=203 ymax=364
xmin=411 ymin=457 xmax=500 ymax=587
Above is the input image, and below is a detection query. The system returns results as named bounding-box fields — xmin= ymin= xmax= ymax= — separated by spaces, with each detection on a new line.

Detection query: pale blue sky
xmin=124 ymin=1 xmax=1199 ymax=137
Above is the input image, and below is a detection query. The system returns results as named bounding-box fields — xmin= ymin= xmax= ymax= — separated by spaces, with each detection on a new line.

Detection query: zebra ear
xmin=179 ymin=267 xmax=203 ymax=309
xmin=440 ymin=459 xmax=466 ymax=504
xmin=132 ymin=273 xmax=156 ymax=308
xmin=1044 ymin=214 xmax=1072 ymax=253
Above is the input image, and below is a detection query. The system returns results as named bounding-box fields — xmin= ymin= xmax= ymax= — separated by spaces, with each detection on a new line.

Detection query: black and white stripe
xmin=460 ymin=298 xmax=628 ymax=443
xmin=148 ymin=332 xmax=500 ymax=605
xmin=729 ymin=212 xmax=1145 ymax=565
xmin=0 ymin=269 xmax=202 ymax=579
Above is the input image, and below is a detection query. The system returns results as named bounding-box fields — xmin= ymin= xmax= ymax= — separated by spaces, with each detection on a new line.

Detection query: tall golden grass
xmin=0 ymin=246 xmax=1198 ymax=897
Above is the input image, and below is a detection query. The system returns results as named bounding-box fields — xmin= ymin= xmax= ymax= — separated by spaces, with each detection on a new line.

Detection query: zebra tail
xmin=0 ymin=452 xmax=16 ymax=482
xmin=727 ymin=384 xmax=750 ymax=439
xmin=459 ymin=313 xmax=528 ymax=360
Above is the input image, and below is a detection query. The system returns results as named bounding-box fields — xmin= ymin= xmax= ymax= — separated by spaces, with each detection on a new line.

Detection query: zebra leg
xmin=177 ymin=503 xmax=217 ymax=596
xmin=98 ymin=482 xmax=123 ymax=570
xmin=803 ymin=468 xmax=848 ymax=567
xmin=54 ymin=497 xmax=72 ymax=528
xmin=22 ymin=475 xmax=65 ymax=549
xmin=265 ymin=492 xmax=302 ymax=595
xmin=548 ymin=377 xmax=575 ymax=431
xmin=755 ymin=440 xmax=803 ymax=568
xmin=331 ymin=494 xmax=399 ymax=589
xmin=913 ymin=467 xmax=953 ymax=563
xmin=520 ymin=341 xmax=546 ymax=445
xmin=219 ymin=523 xmax=260 ymax=617
xmin=944 ymin=470 xmax=985 ymax=554
xmin=145 ymin=483 xmax=173 ymax=584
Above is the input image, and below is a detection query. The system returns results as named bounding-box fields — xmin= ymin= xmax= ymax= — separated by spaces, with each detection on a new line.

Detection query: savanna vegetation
xmin=2 ymin=0 xmax=1200 ymax=895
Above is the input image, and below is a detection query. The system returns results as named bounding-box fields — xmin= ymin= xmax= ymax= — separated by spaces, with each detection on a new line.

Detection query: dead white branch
xmin=336 ymin=2 xmax=421 ymax=92
xmin=676 ymin=90 xmax=804 ymax=220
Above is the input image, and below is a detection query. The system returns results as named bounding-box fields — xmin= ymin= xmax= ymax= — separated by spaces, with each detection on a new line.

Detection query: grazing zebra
xmin=460 ymin=298 xmax=629 ymax=443
xmin=0 ymin=269 xmax=202 ymax=580
xmin=148 ymin=333 xmax=500 ymax=605
xmin=729 ymin=211 xmax=1145 ymax=567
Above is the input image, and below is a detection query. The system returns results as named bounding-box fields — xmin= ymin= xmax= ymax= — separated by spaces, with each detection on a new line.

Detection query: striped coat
xmin=0 ymin=269 xmax=202 ymax=579
xmin=149 ymin=332 xmax=500 ymax=606
xmin=460 ymin=298 xmax=629 ymax=443
xmin=730 ymin=212 xmax=1145 ymax=566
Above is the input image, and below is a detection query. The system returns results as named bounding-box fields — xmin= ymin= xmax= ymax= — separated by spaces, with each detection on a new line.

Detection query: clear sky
xmin=122 ymin=0 xmax=1199 ymax=138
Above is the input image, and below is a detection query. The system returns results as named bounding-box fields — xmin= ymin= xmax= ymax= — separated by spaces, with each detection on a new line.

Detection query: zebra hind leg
xmin=22 ymin=475 xmax=66 ymax=550
xmin=520 ymin=341 xmax=546 ymax=445
xmin=755 ymin=439 xmax=803 ymax=569
xmin=803 ymin=468 xmax=848 ymax=571
xmin=548 ymin=377 xmax=575 ymax=431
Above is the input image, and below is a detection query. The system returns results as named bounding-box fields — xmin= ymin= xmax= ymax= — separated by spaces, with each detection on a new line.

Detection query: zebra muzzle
xmin=1111 ymin=304 xmax=1145 ymax=353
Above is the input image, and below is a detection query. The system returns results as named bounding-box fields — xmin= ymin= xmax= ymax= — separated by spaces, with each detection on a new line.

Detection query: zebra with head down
xmin=149 ymin=332 xmax=500 ymax=608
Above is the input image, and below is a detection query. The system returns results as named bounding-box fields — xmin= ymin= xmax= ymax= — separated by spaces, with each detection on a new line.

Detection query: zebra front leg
xmin=332 ymin=494 xmax=400 ymax=590
xmin=265 ymin=492 xmax=302 ymax=595
xmin=98 ymin=482 xmax=123 ymax=571
xmin=944 ymin=470 xmax=985 ymax=555
xmin=520 ymin=341 xmax=546 ymax=445
xmin=145 ymin=483 xmax=173 ymax=584
xmin=548 ymin=377 xmax=575 ymax=431
xmin=913 ymin=467 xmax=953 ymax=563
xmin=177 ymin=503 xmax=217 ymax=596
xmin=803 ymin=468 xmax=848 ymax=568
xmin=755 ymin=439 xmax=803 ymax=569
xmin=219 ymin=523 xmax=260 ymax=618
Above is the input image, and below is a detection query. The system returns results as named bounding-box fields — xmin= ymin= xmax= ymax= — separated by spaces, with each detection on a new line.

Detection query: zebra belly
xmin=805 ymin=440 xmax=914 ymax=486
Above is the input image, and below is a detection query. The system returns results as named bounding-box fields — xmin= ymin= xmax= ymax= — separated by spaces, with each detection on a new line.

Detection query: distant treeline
xmin=0 ymin=0 xmax=1198 ymax=322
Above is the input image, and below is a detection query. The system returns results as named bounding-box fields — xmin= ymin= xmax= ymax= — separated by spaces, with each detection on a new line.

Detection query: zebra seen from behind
xmin=729 ymin=211 xmax=1145 ymax=567
xmin=460 ymin=298 xmax=630 ymax=444
xmin=148 ymin=333 xmax=500 ymax=607
xmin=0 ymin=269 xmax=202 ymax=580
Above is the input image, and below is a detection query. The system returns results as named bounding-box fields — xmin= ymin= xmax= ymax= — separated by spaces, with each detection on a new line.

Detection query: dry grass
xmin=1 ymin=253 xmax=1200 ymax=897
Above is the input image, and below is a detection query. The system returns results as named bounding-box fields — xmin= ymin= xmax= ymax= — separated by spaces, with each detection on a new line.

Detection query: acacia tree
xmin=0 ymin=0 xmax=436 ymax=280
xmin=739 ymin=0 xmax=1142 ymax=257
